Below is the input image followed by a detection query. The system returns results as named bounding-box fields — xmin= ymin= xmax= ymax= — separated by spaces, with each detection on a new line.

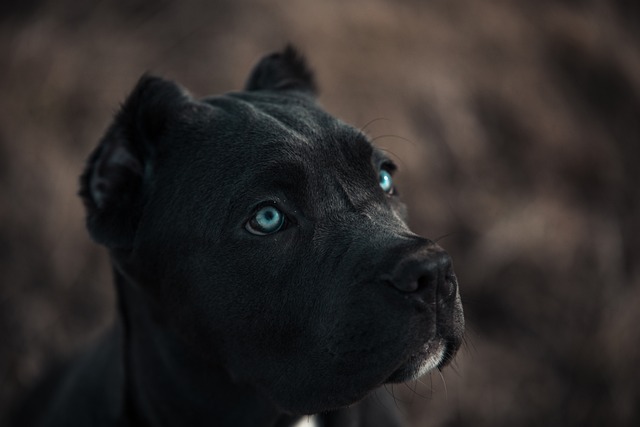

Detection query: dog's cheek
xmin=158 ymin=244 xmax=312 ymax=364
xmin=186 ymin=256 xmax=336 ymax=404
xmin=390 ymin=198 xmax=409 ymax=224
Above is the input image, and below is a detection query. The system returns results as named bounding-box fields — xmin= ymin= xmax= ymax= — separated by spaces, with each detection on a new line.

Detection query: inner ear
xmin=88 ymin=133 xmax=143 ymax=210
xmin=244 ymin=45 xmax=317 ymax=95
xmin=79 ymin=75 xmax=190 ymax=249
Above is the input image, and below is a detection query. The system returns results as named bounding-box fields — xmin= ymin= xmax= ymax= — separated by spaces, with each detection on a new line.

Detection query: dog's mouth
xmin=385 ymin=338 xmax=447 ymax=383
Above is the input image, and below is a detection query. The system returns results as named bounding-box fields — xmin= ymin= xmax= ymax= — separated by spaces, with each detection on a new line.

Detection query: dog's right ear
xmin=244 ymin=45 xmax=317 ymax=95
xmin=79 ymin=75 xmax=189 ymax=249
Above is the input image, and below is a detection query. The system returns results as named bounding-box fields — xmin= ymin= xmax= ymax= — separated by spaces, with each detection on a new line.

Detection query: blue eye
xmin=246 ymin=205 xmax=285 ymax=235
xmin=379 ymin=169 xmax=394 ymax=194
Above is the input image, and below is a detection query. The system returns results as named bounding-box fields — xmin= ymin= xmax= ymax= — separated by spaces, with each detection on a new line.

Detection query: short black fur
xmin=15 ymin=46 xmax=463 ymax=427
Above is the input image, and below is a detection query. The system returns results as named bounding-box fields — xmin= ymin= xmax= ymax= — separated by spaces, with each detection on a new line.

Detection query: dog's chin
xmin=267 ymin=339 xmax=450 ymax=415
xmin=385 ymin=339 xmax=447 ymax=383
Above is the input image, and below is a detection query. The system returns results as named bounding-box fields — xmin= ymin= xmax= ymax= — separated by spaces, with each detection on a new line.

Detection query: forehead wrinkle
xmin=309 ymin=132 xmax=379 ymax=217
xmin=213 ymin=94 xmax=381 ymax=219
xmin=209 ymin=93 xmax=320 ymax=149
xmin=242 ymin=114 xmax=313 ymax=151
xmin=252 ymin=100 xmax=327 ymax=145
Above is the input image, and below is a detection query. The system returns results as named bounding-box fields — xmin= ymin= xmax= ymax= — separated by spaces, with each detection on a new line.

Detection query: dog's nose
xmin=388 ymin=249 xmax=456 ymax=298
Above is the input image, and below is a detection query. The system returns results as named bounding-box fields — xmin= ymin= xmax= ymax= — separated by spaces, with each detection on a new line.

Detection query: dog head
xmin=80 ymin=46 xmax=464 ymax=414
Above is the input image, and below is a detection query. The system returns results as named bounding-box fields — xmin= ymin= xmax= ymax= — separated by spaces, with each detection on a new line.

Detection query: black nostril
xmin=440 ymin=270 xmax=457 ymax=299
xmin=389 ymin=250 xmax=454 ymax=295
xmin=416 ymin=273 xmax=433 ymax=292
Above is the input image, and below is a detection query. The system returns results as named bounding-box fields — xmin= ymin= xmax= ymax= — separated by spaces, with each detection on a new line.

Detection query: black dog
xmin=16 ymin=47 xmax=464 ymax=427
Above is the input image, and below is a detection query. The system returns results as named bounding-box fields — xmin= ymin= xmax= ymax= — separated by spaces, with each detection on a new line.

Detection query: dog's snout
xmin=388 ymin=250 xmax=455 ymax=298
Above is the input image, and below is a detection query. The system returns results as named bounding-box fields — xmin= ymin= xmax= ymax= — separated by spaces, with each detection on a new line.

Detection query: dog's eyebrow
xmin=345 ymin=131 xmax=395 ymax=168
xmin=371 ymin=148 xmax=396 ymax=170
xmin=343 ymin=132 xmax=374 ymax=159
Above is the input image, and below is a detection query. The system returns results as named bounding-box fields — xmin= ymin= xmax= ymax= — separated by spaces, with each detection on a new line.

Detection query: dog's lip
xmin=386 ymin=339 xmax=446 ymax=383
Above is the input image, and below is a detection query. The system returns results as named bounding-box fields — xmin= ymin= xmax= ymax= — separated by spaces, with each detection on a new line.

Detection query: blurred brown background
xmin=1 ymin=0 xmax=639 ymax=425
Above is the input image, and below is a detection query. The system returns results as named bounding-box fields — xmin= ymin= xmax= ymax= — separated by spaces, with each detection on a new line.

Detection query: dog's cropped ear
xmin=79 ymin=75 xmax=189 ymax=249
xmin=245 ymin=45 xmax=317 ymax=95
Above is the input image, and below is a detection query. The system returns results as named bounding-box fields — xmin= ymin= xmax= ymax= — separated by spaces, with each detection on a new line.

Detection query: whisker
xmin=464 ymin=327 xmax=478 ymax=353
xmin=417 ymin=372 xmax=434 ymax=399
xmin=372 ymin=388 xmax=387 ymax=411
xmin=383 ymin=384 xmax=401 ymax=411
xmin=393 ymin=383 xmax=412 ymax=404
xmin=358 ymin=117 xmax=391 ymax=134
xmin=417 ymin=372 xmax=433 ymax=396
xmin=404 ymin=380 xmax=429 ymax=399
xmin=403 ymin=381 xmax=416 ymax=405
xmin=434 ymin=232 xmax=462 ymax=244
xmin=447 ymin=360 xmax=462 ymax=378
xmin=437 ymin=369 xmax=448 ymax=400
xmin=370 ymin=134 xmax=416 ymax=146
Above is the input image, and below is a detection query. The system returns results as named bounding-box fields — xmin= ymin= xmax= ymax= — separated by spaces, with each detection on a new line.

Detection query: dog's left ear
xmin=245 ymin=45 xmax=317 ymax=95
xmin=79 ymin=75 xmax=191 ymax=249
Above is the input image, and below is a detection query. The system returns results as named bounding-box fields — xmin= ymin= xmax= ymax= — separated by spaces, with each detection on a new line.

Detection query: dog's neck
xmin=113 ymin=269 xmax=286 ymax=427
